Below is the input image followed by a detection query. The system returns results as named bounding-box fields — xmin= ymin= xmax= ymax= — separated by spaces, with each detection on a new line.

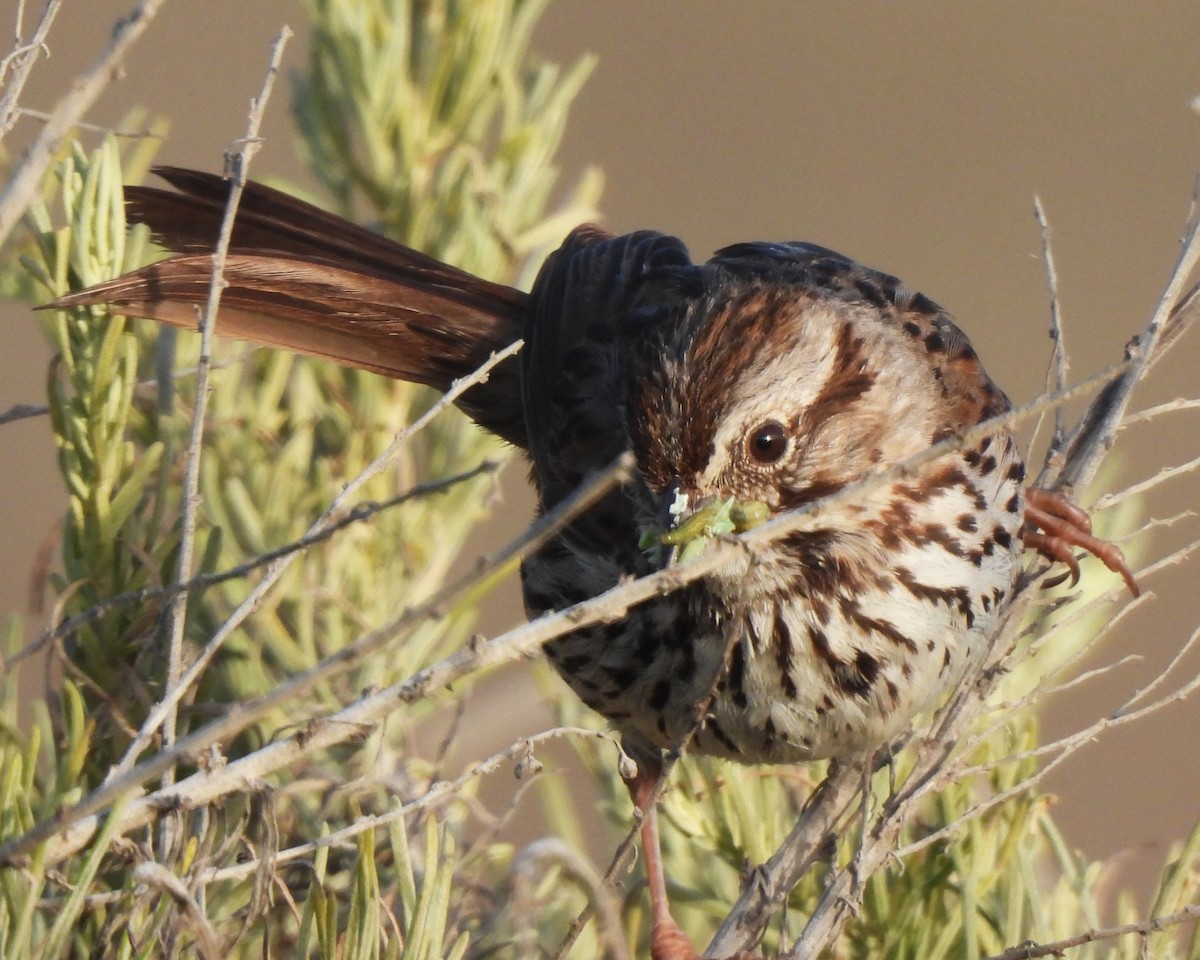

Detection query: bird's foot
xmin=650 ymin=916 xmax=699 ymax=960
xmin=1022 ymin=488 xmax=1139 ymax=596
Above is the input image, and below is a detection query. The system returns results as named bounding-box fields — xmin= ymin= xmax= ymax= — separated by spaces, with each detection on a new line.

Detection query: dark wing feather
xmin=522 ymin=225 xmax=693 ymax=508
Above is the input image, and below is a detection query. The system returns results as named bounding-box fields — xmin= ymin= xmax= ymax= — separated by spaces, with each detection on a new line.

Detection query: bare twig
xmin=1049 ymin=215 xmax=1200 ymax=491
xmin=872 ymin=536 xmax=1200 ymax=865
xmin=0 ymin=0 xmax=169 ymax=246
xmin=0 ymin=400 xmax=48 ymax=424
xmin=1094 ymin=450 xmax=1200 ymax=510
xmin=982 ymin=904 xmax=1200 ymax=960
xmin=200 ymin=726 xmax=613 ymax=884
xmin=158 ymin=25 xmax=291 ymax=806
xmin=0 ymin=0 xmax=64 ymax=140
xmin=1120 ymin=396 xmax=1200 ymax=427
xmin=1034 ymin=197 xmax=1069 ymax=460
xmin=9 ymin=106 xmax=163 ymax=139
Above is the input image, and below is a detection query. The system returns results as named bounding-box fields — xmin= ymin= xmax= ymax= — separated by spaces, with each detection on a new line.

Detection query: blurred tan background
xmin=4 ymin=0 xmax=1200 ymax=902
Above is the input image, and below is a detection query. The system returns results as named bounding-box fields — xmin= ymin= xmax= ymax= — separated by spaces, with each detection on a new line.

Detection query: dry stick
xmin=984 ymin=905 xmax=1200 ymax=960
xmin=9 ymin=107 xmax=163 ymax=139
xmin=1017 ymin=532 xmax=1195 ymax=710
xmin=0 ymin=0 xmax=169 ymax=246
xmin=1050 ymin=223 xmax=1200 ymax=493
xmin=1118 ymin=586 xmax=1200 ymax=712
xmin=897 ymin=616 xmax=1200 ymax=864
xmin=924 ymin=601 xmax=1150 ymax=794
xmin=1013 ymin=540 xmax=1166 ymax=680
xmin=1033 ymin=196 xmax=1069 ymax=461
xmin=513 ymin=838 xmax=632 ymax=960
xmin=916 ymin=624 xmax=1200 ymax=854
xmin=711 ymin=207 xmax=1200 ymax=958
xmin=0 ymin=452 xmax=635 ymax=869
xmin=0 ymin=0 xmax=65 ymax=140
xmin=200 ymin=726 xmax=613 ymax=885
xmin=1121 ymin=396 xmax=1200 ymax=427
xmin=0 ymin=401 xmax=48 ymax=425
xmin=1094 ymin=450 xmax=1200 ymax=510
xmin=329 ymin=336 xmax=523 ymax=508
xmin=157 ymin=25 xmax=291 ymax=801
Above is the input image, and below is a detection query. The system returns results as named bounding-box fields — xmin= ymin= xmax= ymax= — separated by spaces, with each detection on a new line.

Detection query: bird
xmin=49 ymin=166 xmax=1138 ymax=959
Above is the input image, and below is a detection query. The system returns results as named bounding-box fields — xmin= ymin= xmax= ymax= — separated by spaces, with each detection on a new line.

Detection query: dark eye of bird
xmin=747 ymin=420 xmax=789 ymax=464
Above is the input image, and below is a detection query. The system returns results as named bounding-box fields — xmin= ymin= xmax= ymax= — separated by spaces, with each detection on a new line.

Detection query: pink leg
xmin=1022 ymin=488 xmax=1139 ymax=597
xmin=629 ymin=766 xmax=699 ymax=960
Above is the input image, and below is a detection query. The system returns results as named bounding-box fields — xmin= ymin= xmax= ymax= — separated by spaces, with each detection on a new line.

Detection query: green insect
xmin=641 ymin=497 xmax=772 ymax=563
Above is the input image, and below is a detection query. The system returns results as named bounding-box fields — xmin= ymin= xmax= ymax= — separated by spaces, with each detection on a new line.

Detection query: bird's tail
xmin=44 ymin=166 xmax=528 ymax=444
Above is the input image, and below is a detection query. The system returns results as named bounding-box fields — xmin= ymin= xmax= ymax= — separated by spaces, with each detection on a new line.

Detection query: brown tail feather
xmin=43 ymin=168 xmax=529 ymax=446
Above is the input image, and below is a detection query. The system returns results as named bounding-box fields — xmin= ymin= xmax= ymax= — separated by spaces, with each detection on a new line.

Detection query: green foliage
xmin=21 ymin=136 xmax=177 ymax=752
xmin=1 ymin=2 xmax=1196 ymax=959
xmin=294 ymin=0 xmax=600 ymax=268
xmin=5 ymin=1 xmax=601 ymax=956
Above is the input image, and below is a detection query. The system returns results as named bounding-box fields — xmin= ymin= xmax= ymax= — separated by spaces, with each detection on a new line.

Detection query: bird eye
xmin=746 ymin=420 xmax=789 ymax=464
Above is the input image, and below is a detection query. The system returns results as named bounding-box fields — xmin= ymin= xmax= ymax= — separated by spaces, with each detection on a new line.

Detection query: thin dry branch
xmin=982 ymin=904 xmax=1200 ymax=960
xmin=896 ymin=619 xmax=1200 ymax=863
xmin=198 ymin=726 xmax=613 ymax=885
xmin=9 ymin=106 xmax=163 ymax=139
xmin=159 ymin=22 xmax=291 ymax=785
xmin=1121 ymin=396 xmax=1200 ymax=428
xmin=0 ymin=0 xmax=169 ymax=246
xmin=0 ymin=0 xmax=65 ymax=140
xmin=1094 ymin=450 xmax=1200 ymax=510
xmin=1034 ymin=197 xmax=1069 ymax=458
xmin=1050 ymin=237 xmax=1200 ymax=492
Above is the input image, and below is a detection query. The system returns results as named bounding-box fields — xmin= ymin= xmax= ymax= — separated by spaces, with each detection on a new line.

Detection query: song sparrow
xmin=52 ymin=168 xmax=1137 ymax=960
